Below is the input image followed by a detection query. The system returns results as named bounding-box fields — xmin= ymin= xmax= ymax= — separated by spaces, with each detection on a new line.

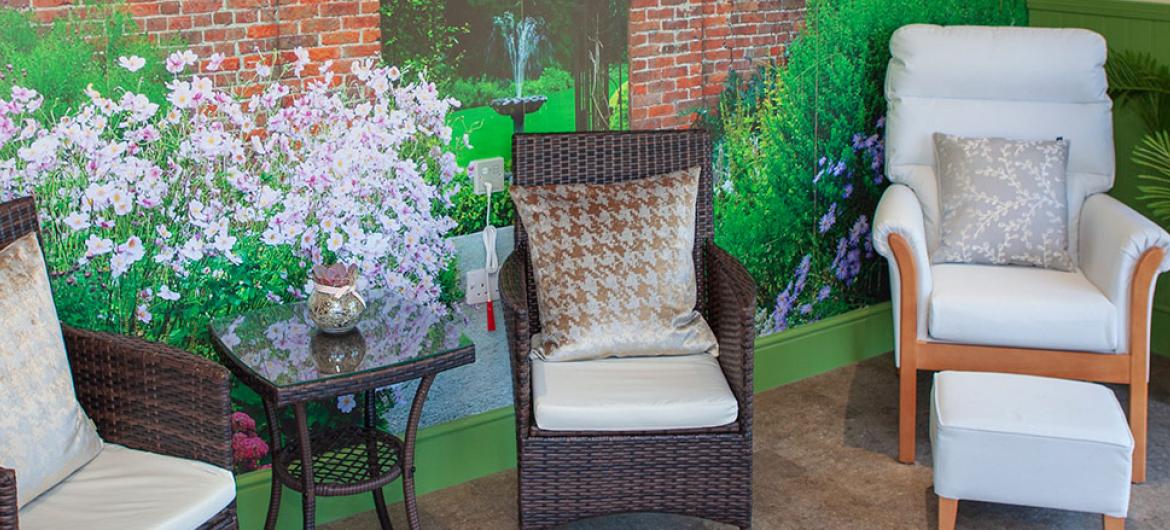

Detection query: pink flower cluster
xmin=231 ymin=411 xmax=269 ymax=471
xmin=0 ymin=50 xmax=463 ymax=332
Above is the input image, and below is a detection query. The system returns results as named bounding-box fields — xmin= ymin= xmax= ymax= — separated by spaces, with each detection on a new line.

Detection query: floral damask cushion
xmin=0 ymin=233 xmax=103 ymax=507
xmin=510 ymin=167 xmax=719 ymax=362
xmin=932 ymin=133 xmax=1075 ymax=271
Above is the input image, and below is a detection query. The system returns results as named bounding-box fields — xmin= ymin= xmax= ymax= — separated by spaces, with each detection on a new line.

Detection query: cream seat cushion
xmin=532 ymin=353 xmax=738 ymax=431
xmin=931 ymin=371 xmax=1132 ymax=517
xmin=928 ymin=263 xmax=1118 ymax=352
xmin=0 ymin=233 xmax=103 ymax=507
xmin=18 ymin=443 xmax=236 ymax=530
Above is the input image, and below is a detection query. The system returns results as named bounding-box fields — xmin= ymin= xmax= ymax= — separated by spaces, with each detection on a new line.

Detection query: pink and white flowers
xmin=0 ymin=51 xmax=463 ymax=348
xmin=117 ymin=55 xmax=146 ymax=73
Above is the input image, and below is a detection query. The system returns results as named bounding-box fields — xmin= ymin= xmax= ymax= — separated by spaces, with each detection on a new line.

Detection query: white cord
xmin=483 ymin=182 xmax=499 ymax=274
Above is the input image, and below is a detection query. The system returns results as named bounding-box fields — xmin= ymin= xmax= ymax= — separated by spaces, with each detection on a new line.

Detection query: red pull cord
xmin=485 ymin=300 xmax=496 ymax=332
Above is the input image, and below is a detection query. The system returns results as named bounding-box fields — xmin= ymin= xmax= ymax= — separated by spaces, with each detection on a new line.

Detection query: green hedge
xmin=714 ymin=0 xmax=1028 ymax=335
xmin=0 ymin=6 xmax=169 ymax=122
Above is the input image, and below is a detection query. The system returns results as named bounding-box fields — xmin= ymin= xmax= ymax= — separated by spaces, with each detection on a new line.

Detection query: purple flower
xmin=842 ymin=184 xmax=853 ymax=199
xmin=772 ymin=290 xmax=793 ymax=333
xmin=819 ymin=203 xmax=838 ymax=234
xmin=799 ymin=304 xmax=813 ymax=315
xmin=849 ymin=215 xmax=870 ymax=245
xmin=817 ymin=285 xmax=831 ymax=302
xmin=832 ymin=160 xmax=846 ymax=177
xmin=876 ymin=116 xmax=886 ymax=129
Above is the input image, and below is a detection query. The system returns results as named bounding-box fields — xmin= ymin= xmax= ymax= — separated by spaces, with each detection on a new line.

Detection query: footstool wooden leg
xmin=1104 ymin=515 xmax=1125 ymax=530
xmin=939 ymin=497 xmax=958 ymax=530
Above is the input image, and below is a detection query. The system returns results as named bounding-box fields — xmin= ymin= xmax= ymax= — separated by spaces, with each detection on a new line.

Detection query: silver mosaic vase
xmin=307 ymin=285 xmax=366 ymax=334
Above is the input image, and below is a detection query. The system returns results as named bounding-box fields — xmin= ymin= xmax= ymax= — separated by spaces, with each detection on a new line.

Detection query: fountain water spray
xmin=489 ymin=12 xmax=548 ymax=134
xmin=493 ymin=12 xmax=543 ymax=98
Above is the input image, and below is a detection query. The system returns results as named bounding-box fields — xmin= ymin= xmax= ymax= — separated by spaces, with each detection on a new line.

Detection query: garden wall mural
xmin=0 ymin=0 xmax=1026 ymax=474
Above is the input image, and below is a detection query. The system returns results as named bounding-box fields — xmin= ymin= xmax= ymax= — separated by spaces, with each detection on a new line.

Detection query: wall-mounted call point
xmin=466 ymin=158 xmax=505 ymax=330
xmin=471 ymin=157 xmax=506 ymax=196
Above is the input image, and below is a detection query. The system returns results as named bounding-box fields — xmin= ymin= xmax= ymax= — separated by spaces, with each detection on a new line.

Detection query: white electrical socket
xmin=465 ymin=268 xmax=499 ymax=305
xmin=471 ymin=157 xmax=506 ymax=195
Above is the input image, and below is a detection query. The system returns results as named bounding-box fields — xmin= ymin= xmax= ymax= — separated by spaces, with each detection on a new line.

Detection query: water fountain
xmin=489 ymin=12 xmax=547 ymax=133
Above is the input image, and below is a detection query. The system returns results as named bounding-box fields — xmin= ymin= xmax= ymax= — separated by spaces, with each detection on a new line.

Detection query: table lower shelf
xmin=273 ymin=425 xmax=404 ymax=497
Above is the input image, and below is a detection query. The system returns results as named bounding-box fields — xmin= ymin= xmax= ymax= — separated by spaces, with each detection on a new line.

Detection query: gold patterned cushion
xmin=0 ymin=233 xmax=103 ymax=507
xmin=510 ymin=166 xmax=718 ymax=362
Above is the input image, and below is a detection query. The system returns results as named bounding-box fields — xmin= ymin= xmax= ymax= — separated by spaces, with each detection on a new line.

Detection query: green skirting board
xmin=234 ymin=301 xmax=895 ymax=529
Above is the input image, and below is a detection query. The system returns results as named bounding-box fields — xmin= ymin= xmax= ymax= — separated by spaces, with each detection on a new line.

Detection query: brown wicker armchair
xmin=500 ymin=131 xmax=757 ymax=529
xmin=0 ymin=196 xmax=237 ymax=530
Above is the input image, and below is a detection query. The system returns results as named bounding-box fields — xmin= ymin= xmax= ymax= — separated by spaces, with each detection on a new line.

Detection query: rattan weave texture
xmin=503 ymin=131 xmax=758 ymax=529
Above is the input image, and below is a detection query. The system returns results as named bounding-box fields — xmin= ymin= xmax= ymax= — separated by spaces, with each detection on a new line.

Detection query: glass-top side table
xmin=210 ymin=290 xmax=475 ymax=530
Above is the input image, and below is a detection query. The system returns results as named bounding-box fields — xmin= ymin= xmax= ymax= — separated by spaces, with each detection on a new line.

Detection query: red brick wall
xmin=1 ymin=0 xmax=382 ymax=88
xmin=628 ymin=0 xmax=806 ymax=130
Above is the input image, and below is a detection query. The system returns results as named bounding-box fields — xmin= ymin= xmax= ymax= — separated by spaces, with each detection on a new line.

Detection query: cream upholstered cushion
xmin=18 ymin=443 xmax=236 ymax=529
xmin=531 ymin=354 xmax=738 ymax=431
xmin=928 ymin=264 xmax=1118 ymax=352
xmin=510 ymin=167 xmax=718 ymax=362
xmin=931 ymin=371 xmax=1132 ymax=517
xmin=932 ymin=133 xmax=1074 ymax=271
xmin=0 ymin=233 xmax=103 ymax=507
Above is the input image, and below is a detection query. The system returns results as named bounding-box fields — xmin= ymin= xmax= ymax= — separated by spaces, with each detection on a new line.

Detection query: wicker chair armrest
xmin=62 ymin=325 xmax=233 ymax=470
xmin=499 ymin=249 xmax=536 ymax=434
xmin=705 ymin=241 xmax=757 ymax=429
xmin=0 ymin=466 xmax=15 ymax=530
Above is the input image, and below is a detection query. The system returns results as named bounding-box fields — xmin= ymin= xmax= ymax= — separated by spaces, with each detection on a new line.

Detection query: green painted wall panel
xmin=1030 ymin=0 xmax=1170 ymax=355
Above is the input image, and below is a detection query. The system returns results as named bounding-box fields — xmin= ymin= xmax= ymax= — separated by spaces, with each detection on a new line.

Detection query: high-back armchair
xmin=0 ymin=197 xmax=237 ymax=529
xmin=500 ymin=131 xmax=757 ymax=529
xmin=874 ymin=24 xmax=1170 ymax=482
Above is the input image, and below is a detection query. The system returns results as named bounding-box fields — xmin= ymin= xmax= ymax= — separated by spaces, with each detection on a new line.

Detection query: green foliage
xmin=1106 ymin=50 xmax=1170 ymax=135
xmin=0 ymin=6 xmax=169 ymax=122
xmin=1133 ymin=131 xmax=1170 ymax=225
xmin=441 ymin=169 xmax=517 ymax=236
xmin=1105 ymin=50 xmax=1170 ymax=226
xmin=445 ymin=65 xmax=573 ymax=108
xmin=713 ymin=0 xmax=1027 ymax=334
xmin=380 ymin=0 xmax=468 ymax=85
xmin=608 ymin=80 xmax=628 ymax=130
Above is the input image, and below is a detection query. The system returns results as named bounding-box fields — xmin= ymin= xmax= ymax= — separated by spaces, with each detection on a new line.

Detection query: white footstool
xmin=930 ymin=371 xmax=1134 ymax=530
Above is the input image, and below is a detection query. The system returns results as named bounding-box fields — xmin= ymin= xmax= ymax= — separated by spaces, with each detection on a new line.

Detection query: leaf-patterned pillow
xmin=932 ymin=133 xmax=1074 ymax=271
xmin=510 ymin=167 xmax=719 ymax=362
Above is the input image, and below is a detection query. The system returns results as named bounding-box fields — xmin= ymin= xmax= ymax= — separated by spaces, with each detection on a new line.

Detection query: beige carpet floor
xmin=324 ymin=353 xmax=1170 ymax=529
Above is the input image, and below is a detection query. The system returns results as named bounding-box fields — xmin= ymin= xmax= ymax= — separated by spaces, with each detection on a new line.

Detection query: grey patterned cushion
xmin=932 ymin=133 xmax=1075 ymax=271
xmin=0 ymin=233 xmax=103 ymax=507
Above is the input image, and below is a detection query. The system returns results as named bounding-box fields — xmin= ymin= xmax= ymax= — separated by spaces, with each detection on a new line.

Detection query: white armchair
xmin=875 ymin=24 xmax=1170 ymax=482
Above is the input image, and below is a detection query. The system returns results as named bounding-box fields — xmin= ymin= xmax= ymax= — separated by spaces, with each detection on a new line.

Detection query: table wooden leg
xmin=1104 ymin=515 xmax=1125 ymax=530
xmin=295 ymin=403 xmax=317 ymax=530
xmin=263 ymin=399 xmax=283 ymax=530
xmin=403 ymin=375 xmax=437 ymax=530
xmin=366 ymin=390 xmax=393 ymax=530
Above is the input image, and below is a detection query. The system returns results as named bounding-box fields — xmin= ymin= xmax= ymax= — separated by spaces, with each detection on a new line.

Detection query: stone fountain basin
xmin=489 ymin=95 xmax=548 ymax=117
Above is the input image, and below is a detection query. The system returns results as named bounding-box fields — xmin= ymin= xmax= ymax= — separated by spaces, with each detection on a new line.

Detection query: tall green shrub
xmin=714 ymin=0 xmax=1028 ymax=335
xmin=0 ymin=6 xmax=168 ymax=122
